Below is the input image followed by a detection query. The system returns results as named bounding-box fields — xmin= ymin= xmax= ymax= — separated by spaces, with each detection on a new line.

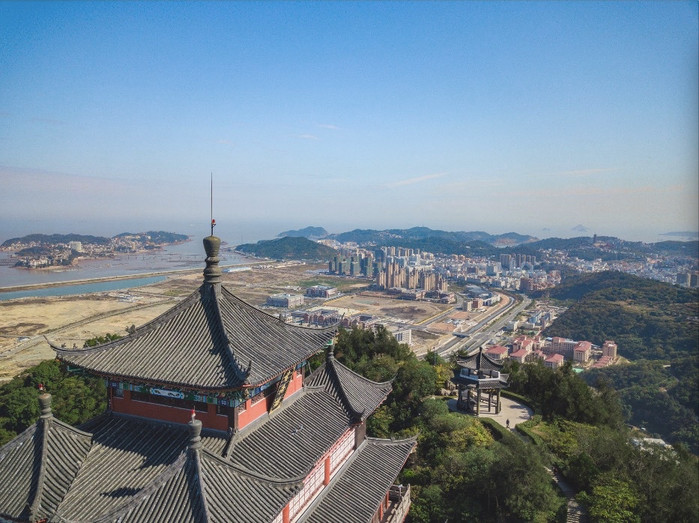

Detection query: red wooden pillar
xmin=324 ymin=456 xmax=331 ymax=485
xmin=282 ymin=504 xmax=290 ymax=523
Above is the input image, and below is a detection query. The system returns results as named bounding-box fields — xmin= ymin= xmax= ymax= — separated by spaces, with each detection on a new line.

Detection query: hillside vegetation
xmin=235 ymin=236 xmax=337 ymax=260
xmin=540 ymin=271 xmax=698 ymax=360
xmin=584 ymin=356 xmax=698 ymax=453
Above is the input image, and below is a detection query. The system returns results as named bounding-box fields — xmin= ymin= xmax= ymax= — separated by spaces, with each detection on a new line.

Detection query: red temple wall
xmin=283 ymin=370 xmax=303 ymax=399
xmin=112 ymin=391 xmax=229 ymax=431
xmin=110 ymin=368 xmax=304 ymax=432
xmin=238 ymin=369 xmax=303 ymax=430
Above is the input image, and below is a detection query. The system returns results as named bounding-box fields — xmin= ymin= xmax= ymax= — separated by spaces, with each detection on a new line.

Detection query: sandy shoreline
xmin=0 ymin=260 xmax=264 ymax=293
xmin=0 ymin=268 xmax=197 ymax=293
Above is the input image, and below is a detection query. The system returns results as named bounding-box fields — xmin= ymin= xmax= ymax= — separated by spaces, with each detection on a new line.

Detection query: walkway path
xmin=448 ymin=395 xmax=587 ymax=522
xmin=446 ymin=395 xmax=533 ymax=428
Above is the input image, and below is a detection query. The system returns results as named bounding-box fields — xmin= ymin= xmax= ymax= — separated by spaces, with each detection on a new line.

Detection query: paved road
xmin=436 ymin=293 xmax=531 ymax=359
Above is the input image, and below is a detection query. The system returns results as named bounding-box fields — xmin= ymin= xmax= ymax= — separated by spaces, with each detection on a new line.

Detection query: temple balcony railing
xmin=381 ymin=484 xmax=411 ymax=523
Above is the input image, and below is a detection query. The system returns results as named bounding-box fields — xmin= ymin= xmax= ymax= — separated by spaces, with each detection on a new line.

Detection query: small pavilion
xmin=452 ymin=348 xmax=509 ymax=415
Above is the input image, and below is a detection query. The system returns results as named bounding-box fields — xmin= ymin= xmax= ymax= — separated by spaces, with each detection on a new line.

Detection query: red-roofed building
xmin=573 ymin=341 xmax=592 ymax=363
xmin=531 ymin=349 xmax=546 ymax=361
xmin=510 ymin=348 xmax=529 ymax=364
xmin=485 ymin=345 xmax=509 ymax=361
xmin=592 ymin=355 xmax=613 ymax=369
xmin=545 ymin=353 xmax=565 ymax=369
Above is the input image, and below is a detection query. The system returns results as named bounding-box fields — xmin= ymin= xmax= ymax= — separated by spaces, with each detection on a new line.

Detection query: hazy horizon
xmin=0 ymin=217 xmax=696 ymax=247
xmin=1 ymin=2 xmax=697 ymax=245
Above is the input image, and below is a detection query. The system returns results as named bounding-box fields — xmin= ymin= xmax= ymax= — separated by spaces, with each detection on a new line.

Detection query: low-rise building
xmin=602 ymin=340 xmax=618 ymax=359
xmin=305 ymin=285 xmax=338 ymax=298
xmin=266 ymin=293 xmax=304 ymax=308
xmin=545 ymin=353 xmax=565 ymax=369
xmin=485 ymin=345 xmax=509 ymax=361
xmin=573 ymin=341 xmax=592 ymax=363
xmin=510 ymin=348 xmax=528 ymax=363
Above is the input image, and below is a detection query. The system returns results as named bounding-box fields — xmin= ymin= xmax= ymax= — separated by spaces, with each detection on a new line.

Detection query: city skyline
xmin=1 ymin=1 xmax=697 ymax=244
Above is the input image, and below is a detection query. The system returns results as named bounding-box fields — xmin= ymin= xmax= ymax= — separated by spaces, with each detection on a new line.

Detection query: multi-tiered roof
xmin=52 ymin=236 xmax=336 ymax=391
xmin=0 ymin=235 xmax=415 ymax=522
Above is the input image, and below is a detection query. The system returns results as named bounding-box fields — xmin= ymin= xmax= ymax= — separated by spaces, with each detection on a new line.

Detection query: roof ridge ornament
xmin=39 ymin=386 xmax=52 ymax=419
xmin=204 ymin=173 xmax=222 ymax=285
xmin=326 ymin=339 xmax=335 ymax=361
xmin=203 ymin=235 xmax=222 ymax=284
xmin=188 ymin=411 xmax=203 ymax=451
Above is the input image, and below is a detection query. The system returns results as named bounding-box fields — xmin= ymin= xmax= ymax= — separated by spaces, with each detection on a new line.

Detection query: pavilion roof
xmin=456 ymin=347 xmax=504 ymax=372
xmin=53 ymin=283 xmax=336 ymax=391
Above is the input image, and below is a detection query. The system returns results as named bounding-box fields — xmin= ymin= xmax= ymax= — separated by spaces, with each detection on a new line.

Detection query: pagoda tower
xmin=0 ymin=234 xmax=416 ymax=523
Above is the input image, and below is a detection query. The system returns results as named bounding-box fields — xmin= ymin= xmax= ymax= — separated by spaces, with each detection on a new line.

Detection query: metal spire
xmin=210 ymin=172 xmax=216 ymax=236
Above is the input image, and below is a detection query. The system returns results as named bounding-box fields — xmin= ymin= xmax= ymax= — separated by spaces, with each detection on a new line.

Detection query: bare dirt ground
xmin=0 ymin=263 xmax=370 ymax=382
xmin=320 ymin=293 xmax=450 ymax=323
xmin=0 ymin=262 xmax=463 ymax=382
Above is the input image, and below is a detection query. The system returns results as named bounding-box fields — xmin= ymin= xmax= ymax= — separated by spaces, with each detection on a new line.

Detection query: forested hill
xmin=2 ymin=231 xmax=188 ymax=248
xmin=540 ymin=271 xmax=699 ymax=360
xmin=235 ymin=236 xmax=337 ymax=260
xmin=113 ymin=231 xmax=188 ymax=243
xmin=276 ymin=226 xmax=328 ymax=239
xmin=328 ymin=227 xmax=538 ymax=247
xmin=1 ymin=233 xmax=111 ymax=247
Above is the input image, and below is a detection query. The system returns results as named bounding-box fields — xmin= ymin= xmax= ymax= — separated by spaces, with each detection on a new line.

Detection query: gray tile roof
xmin=301 ymin=437 xmax=416 ymax=523
xmin=53 ymin=284 xmax=335 ymax=391
xmin=0 ymin=400 xmax=92 ymax=522
xmin=305 ymin=350 xmax=392 ymax=422
xmin=225 ymin=388 xmax=350 ymax=480
xmin=0 ymin=374 xmax=410 ymax=522
xmin=224 ymin=355 xmax=392 ymax=480
xmin=80 ymin=429 xmax=300 ymax=523
xmin=456 ymin=347 xmax=504 ymax=372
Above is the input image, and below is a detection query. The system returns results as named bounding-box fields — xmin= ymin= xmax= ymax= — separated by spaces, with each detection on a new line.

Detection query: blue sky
xmin=0 ymin=1 xmax=697 ymax=244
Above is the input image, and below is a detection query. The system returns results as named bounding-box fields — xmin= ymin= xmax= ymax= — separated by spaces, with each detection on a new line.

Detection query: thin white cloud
xmin=30 ymin=117 xmax=65 ymax=125
xmin=547 ymin=167 xmax=619 ymax=177
xmin=505 ymin=184 xmax=684 ymax=199
xmin=295 ymin=134 xmax=319 ymax=140
xmin=317 ymin=123 xmax=340 ymax=130
xmin=216 ymin=139 xmax=234 ymax=147
xmin=385 ymin=172 xmax=447 ymax=188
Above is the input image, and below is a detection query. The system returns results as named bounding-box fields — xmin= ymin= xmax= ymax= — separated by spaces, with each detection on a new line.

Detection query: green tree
xmin=580 ymin=474 xmax=640 ymax=523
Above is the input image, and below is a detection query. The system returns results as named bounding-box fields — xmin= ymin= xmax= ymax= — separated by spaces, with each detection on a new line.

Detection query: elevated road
xmin=435 ymin=293 xmax=531 ymax=359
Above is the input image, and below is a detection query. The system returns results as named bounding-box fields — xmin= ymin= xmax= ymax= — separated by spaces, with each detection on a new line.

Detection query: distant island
xmin=235 ymin=236 xmax=337 ymax=260
xmin=276 ymin=226 xmax=328 ymax=239
xmin=1 ymin=231 xmax=189 ymax=269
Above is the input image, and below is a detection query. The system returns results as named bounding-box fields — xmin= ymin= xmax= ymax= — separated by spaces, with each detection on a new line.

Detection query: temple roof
xmin=53 ymin=284 xmax=336 ymax=391
xmin=0 ymin=394 xmax=92 ymax=522
xmin=72 ymin=420 xmax=300 ymax=523
xmin=226 ymin=388 xmax=351 ymax=480
xmin=456 ymin=347 xmax=504 ymax=372
xmin=225 ymin=355 xmax=392 ymax=480
xmin=302 ymin=437 xmax=416 ymax=523
xmin=0 ymin=377 xmax=405 ymax=522
xmin=305 ymin=349 xmax=393 ymax=422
